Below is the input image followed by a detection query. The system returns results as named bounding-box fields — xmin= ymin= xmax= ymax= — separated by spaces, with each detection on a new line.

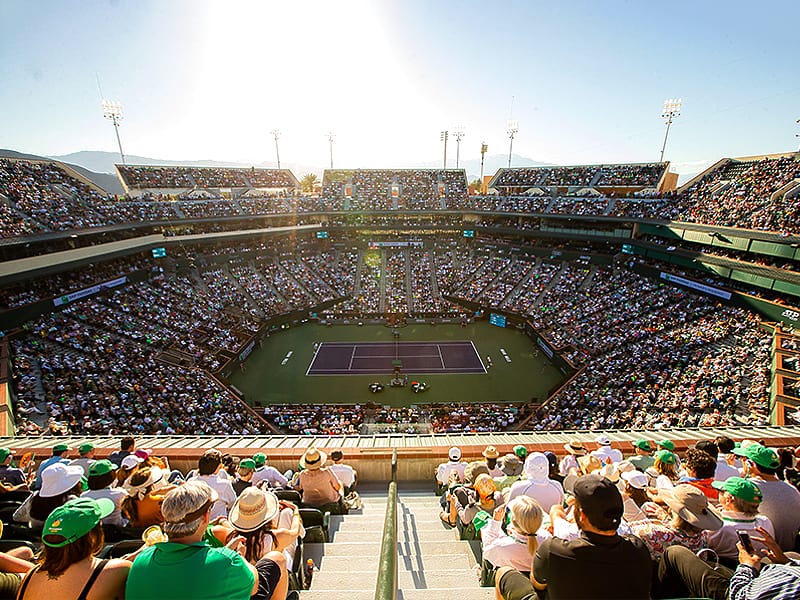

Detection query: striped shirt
xmin=729 ymin=561 xmax=800 ymax=600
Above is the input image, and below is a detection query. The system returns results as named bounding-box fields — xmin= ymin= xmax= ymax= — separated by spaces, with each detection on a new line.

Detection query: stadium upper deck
xmin=115 ymin=164 xmax=300 ymax=195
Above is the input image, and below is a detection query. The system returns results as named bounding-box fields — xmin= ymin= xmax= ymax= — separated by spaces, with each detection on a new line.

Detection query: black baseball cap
xmin=573 ymin=474 xmax=623 ymax=531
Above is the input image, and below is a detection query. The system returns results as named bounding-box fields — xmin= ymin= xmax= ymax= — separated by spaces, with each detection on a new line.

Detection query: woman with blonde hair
xmin=480 ymin=495 xmax=545 ymax=576
xmin=646 ymin=450 xmax=679 ymax=496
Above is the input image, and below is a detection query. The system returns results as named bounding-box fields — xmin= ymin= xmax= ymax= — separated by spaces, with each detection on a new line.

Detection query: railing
xmin=374 ymin=448 xmax=398 ymax=600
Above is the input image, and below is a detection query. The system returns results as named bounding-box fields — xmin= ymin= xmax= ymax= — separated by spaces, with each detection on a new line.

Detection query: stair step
xmin=301 ymin=590 xmax=375 ymax=600
xmin=311 ymin=569 xmax=376 ymax=590
xmin=400 ymin=588 xmax=495 ymax=599
xmin=398 ymin=568 xmax=480 ymax=588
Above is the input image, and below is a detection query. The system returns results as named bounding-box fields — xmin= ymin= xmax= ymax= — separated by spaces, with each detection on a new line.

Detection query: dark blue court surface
xmin=306 ymin=341 xmax=486 ymax=375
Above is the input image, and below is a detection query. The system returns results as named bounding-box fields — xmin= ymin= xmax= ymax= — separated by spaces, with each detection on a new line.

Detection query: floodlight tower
xmin=659 ymin=98 xmax=682 ymax=162
xmin=795 ymin=118 xmax=800 ymax=151
xmin=480 ymin=142 xmax=488 ymax=194
xmin=440 ymin=130 xmax=449 ymax=169
xmin=101 ymin=100 xmax=126 ymax=165
xmin=506 ymin=120 xmax=519 ymax=168
xmin=271 ymin=129 xmax=281 ymax=169
xmin=453 ymin=127 xmax=465 ymax=169
xmin=327 ymin=131 xmax=335 ymax=169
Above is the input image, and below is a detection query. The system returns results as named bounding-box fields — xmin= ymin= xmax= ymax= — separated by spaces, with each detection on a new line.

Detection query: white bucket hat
xmin=40 ymin=463 xmax=85 ymax=498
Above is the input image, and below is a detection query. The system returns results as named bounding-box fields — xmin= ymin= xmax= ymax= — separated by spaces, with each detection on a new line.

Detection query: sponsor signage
xmin=659 ymin=272 xmax=731 ymax=300
xmin=536 ymin=336 xmax=554 ymax=359
xmin=782 ymin=309 xmax=799 ymax=323
xmin=239 ymin=340 xmax=256 ymax=362
xmin=489 ymin=313 xmax=506 ymax=328
xmin=53 ymin=276 xmax=128 ymax=307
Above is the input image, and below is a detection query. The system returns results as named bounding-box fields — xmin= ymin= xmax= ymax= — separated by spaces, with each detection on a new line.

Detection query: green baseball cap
xmin=78 ymin=443 xmax=94 ymax=455
xmin=252 ymin=453 xmax=266 ymax=467
xmin=53 ymin=443 xmax=70 ymax=453
xmin=733 ymin=444 xmax=780 ymax=470
xmin=88 ymin=459 xmax=118 ymax=477
xmin=513 ymin=445 xmax=528 ymax=460
xmin=239 ymin=459 xmax=256 ymax=470
xmin=712 ymin=477 xmax=763 ymax=503
xmin=632 ymin=439 xmax=652 ymax=452
xmin=657 ymin=440 xmax=675 ymax=452
xmin=655 ymin=450 xmax=676 ymax=465
xmin=0 ymin=448 xmax=12 ymax=462
xmin=42 ymin=497 xmax=114 ymax=547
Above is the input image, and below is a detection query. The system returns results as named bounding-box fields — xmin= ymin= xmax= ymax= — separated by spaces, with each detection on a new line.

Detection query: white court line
xmin=436 ymin=344 xmax=446 ymax=369
xmin=351 ymin=353 xmax=444 ymax=359
xmin=348 ymin=345 xmax=357 ymax=370
xmin=470 ymin=340 xmax=488 ymax=374
xmin=305 ymin=342 xmax=322 ymax=376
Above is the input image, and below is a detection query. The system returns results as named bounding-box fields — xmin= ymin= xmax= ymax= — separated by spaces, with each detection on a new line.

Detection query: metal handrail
xmin=374 ymin=448 xmax=398 ymax=600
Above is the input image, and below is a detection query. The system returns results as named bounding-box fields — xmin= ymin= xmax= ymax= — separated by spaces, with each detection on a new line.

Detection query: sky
xmin=0 ymin=0 xmax=799 ymax=177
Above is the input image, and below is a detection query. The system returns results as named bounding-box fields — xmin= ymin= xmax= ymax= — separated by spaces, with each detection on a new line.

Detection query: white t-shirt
xmin=82 ymin=488 xmax=129 ymax=526
xmin=252 ymin=466 xmax=289 ymax=488
xmin=480 ymin=518 xmax=551 ymax=572
xmin=329 ymin=463 xmax=356 ymax=488
xmin=506 ymin=479 xmax=564 ymax=513
xmin=190 ymin=473 xmax=237 ymax=520
xmin=436 ymin=461 xmax=466 ymax=485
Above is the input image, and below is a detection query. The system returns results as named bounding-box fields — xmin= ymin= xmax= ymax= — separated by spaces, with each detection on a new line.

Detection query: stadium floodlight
xmin=659 ymin=98 xmax=682 ymax=162
xmin=271 ymin=129 xmax=281 ymax=169
xmin=101 ymin=100 xmax=126 ymax=165
xmin=506 ymin=120 xmax=519 ymax=168
xmin=440 ymin=130 xmax=449 ymax=170
xmin=480 ymin=142 xmax=488 ymax=194
xmin=453 ymin=127 xmax=465 ymax=169
xmin=796 ymin=118 xmax=800 ymax=150
xmin=327 ymin=131 xmax=335 ymax=169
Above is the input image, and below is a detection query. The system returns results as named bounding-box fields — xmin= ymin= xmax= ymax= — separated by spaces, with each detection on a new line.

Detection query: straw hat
xmin=229 ymin=488 xmax=280 ymax=533
xmin=300 ymin=448 xmax=327 ymax=471
xmin=563 ymin=440 xmax=587 ymax=456
xmin=40 ymin=463 xmax=85 ymax=498
xmin=482 ymin=446 xmax=499 ymax=459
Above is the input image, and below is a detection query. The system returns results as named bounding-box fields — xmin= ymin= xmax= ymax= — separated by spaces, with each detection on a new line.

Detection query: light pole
xmin=506 ymin=120 xmax=518 ymax=168
xmin=271 ymin=129 xmax=281 ymax=169
xmin=101 ymin=100 xmax=126 ymax=165
xmin=327 ymin=131 xmax=335 ymax=169
xmin=453 ymin=127 xmax=465 ymax=169
xmin=660 ymin=98 xmax=682 ymax=162
xmin=440 ymin=131 xmax=449 ymax=170
xmin=795 ymin=118 xmax=800 ymax=151
xmin=480 ymin=142 xmax=488 ymax=194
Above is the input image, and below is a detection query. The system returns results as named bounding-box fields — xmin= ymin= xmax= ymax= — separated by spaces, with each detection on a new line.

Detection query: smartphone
xmin=737 ymin=530 xmax=755 ymax=554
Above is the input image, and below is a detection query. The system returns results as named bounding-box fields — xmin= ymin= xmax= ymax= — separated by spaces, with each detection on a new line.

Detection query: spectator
xmin=707 ymin=477 xmax=775 ymax=562
xmin=481 ymin=495 xmax=545 ymax=576
xmin=293 ymin=448 xmax=343 ymax=512
xmin=70 ymin=443 xmax=96 ymax=478
xmin=482 ymin=446 xmax=503 ymax=478
xmin=125 ymin=482 xmax=265 ymax=600
xmin=116 ymin=454 xmax=143 ymax=488
xmin=496 ymin=474 xmax=652 ymax=600
xmin=647 ymin=450 xmax=679 ymax=493
xmin=559 ymin=439 xmax=586 ymax=477
xmin=189 ymin=450 xmax=237 ymax=520
xmin=81 ymin=459 xmax=128 ymax=527
xmin=734 ymin=443 xmax=800 ymax=551
xmin=233 ymin=458 xmax=256 ymax=496
xmin=451 ymin=473 xmax=505 ymax=534
xmin=494 ymin=454 xmax=524 ymax=492
xmin=0 ymin=448 xmax=26 ymax=488
xmin=620 ymin=470 xmax=650 ymax=523
xmin=15 ymin=463 xmax=85 ymax=528
xmin=436 ymin=447 xmax=467 ymax=486
xmin=251 ymin=453 xmax=289 ymax=489
xmin=229 ymin=487 xmax=303 ymax=573
xmin=328 ymin=450 xmax=357 ymax=494
xmin=33 ymin=443 xmax=71 ymax=491
xmin=442 ymin=462 xmax=490 ymax=527
xmin=108 ymin=436 xmax=136 ymax=466
xmin=629 ymin=439 xmax=655 ymax=472
xmin=16 ymin=498 xmax=130 ymax=599
xmin=121 ymin=466 xmax=172 ymax=527
xmin=590 ymin=435 xmax=623 ymax=464
xmin=513 ymin=445 xmax=528 ymax=462
xmin=679 ymin=447 xmax=719 ymax=500
xmin=507 ymin=453 xmax=565 ymax=512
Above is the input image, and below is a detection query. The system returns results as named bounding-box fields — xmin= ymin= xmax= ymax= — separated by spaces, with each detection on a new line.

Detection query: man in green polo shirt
xmin=629 ymin=439 xmax=655 ymax=472
xmin=126 ymin=481 xmax=287 ymax=600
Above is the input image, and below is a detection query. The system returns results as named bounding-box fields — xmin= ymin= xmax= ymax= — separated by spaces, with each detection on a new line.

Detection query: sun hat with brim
xmin=0 ymin=448 xmax=12 ymax=462
xmin=621 ymin=470 xmax=648 ymax=490
xmin=712 ymin=477 xmax=763 ymax=503
xmin=599 ymin=463 xmax=620 ymax=483
xmin=577 ymin=454 xmax=602 ymax=475
xmin=300 ymin=448 xmax=327 ymax=470
xmin=88 ymin=459 xmax=118 ymax=477
xmin=660 ymin=485 xmax=723 ymax=531
xmin=42 ymin=497 xmax=115 ymax=548
xmin=448 ymin=447 xmax=461 ymax=461
xmin=482 ymin=446 xmax=499 ymax=459
xmin=498 ymin=454 xmax=523 ymax=477
xmin=632 ymin=439 xmax=652 ymax=452
xmin=253 ymin=453 xmax=267 ymax=467
xmin=655 ymin=450 xmax=676 ymax=465
xmin=121 ymin=454 xmax=144 ymax=470
xmin=229 ymin=488 xmax=280 ymax=533
xmin=40 ymin=463 xmax=86 ymax=498
xmin=53 ymin=443 xmax=70 ymax=453
xmin=657 ymin=440 xmax=675 ymax=452
xmin=563 ymin=440 xmax=587 ymax=456
xmin=78 ymin=443 xmax=94 ymax=455
xmin=732 ymin=444 xmax=780 ymax=470
xmin=239 ymin=459 xmax=256 ymax=470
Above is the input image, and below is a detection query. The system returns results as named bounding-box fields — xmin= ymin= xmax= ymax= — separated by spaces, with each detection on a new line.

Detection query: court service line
xmin=305 ymin=342 xmax=323 ymax=376
xmin=348 ymin=344 xmax=357 ymax=370
xmin=470 ymin=340 xmax=488 ymax=374
xmin=436 ymin=344 xmax=446 ymax=369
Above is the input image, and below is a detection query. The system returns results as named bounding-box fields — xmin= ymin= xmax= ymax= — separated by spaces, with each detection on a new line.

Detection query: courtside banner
xmin=54 ymin=276 xmax=128 ymax=307
xmin=659 ymin=272 xmax=731 ymax=300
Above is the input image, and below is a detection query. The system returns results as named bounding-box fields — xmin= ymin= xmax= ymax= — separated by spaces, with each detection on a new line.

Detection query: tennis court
xmin=306 ymin=340 xmax=486 ymax=375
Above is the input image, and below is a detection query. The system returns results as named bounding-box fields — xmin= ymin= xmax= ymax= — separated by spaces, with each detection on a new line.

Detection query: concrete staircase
xmin=302 ymin=489 xmax=493 ymax=599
